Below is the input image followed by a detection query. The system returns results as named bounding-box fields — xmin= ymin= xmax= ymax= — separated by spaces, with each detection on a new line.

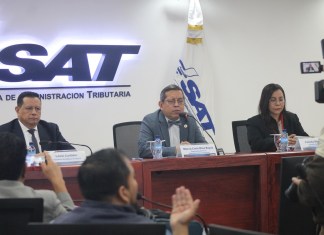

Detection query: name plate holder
xmin=49 ymin=150 xmax=86 ymax=166
xmin=179 ymin=144 xmax=217 ymax=158
xmin=294 ymin=137 xmax=319 ymax=151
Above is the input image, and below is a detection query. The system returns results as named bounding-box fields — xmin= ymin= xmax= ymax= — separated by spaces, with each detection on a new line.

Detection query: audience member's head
xmin=15 ymin=91 xmax=42 ymax=129
xmin=78 ymin=148 xmax=138 ymax=206
xmin=258 ymin=83 xmax=286 ymax=117
xmin=0 ymin=132 xmax=27 ymax=180
xmin=159 ymin=84 xmax=185 ymax=120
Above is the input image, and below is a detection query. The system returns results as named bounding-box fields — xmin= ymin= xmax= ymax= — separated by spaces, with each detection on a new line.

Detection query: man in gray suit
xmin=138 ymin=84 xmax=206 ymax=158
xmin=0 ymin=132 xmax=75 ymax=222
xmin=0 ymin=91 xmax=73 ymax=152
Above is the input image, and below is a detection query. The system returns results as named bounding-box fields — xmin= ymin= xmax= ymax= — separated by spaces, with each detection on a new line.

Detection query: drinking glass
xmin=147 ymin=140 xmax=164 ymax=159
xmin=271 ymin=134 xmax=281 ymax=152
xmin=147 ymin=141 xmax=156 ymax=157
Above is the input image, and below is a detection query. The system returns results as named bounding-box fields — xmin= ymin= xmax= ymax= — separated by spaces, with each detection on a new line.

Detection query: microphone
xmin=137 ymin=193 xmax=172 ymax=209
xmin=137 ymin=192 xmax=209 ymax=235
xmin=39 ymin=141 xmax=93 ymax=155
xmin=179 ymin=112 xmax=224 ymax=156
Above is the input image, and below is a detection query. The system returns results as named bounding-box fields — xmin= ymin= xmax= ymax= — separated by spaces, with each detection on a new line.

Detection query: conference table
xmin=24 ymin=150 xmax=315 ymax=234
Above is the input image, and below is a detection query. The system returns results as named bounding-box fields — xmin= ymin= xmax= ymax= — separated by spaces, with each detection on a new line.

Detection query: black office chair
xmin=0 ymin=198 xmax=43 ymax=235
xmin=232 ymin=120 xmax=251 ymax=153
xmin=113 ymin=121 xmax=142 ymax=158
xmin=208 ymin=224 xmax=271 ymax=235
xmin=278 ymin=156 xmax=316 ymax=235
xmin=26 ymin=223 xmax=166 ymax=235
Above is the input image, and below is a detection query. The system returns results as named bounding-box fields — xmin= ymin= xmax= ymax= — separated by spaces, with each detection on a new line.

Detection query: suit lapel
xmin=158 ymin=111 xmax=170 ymax=146
xmin=179 ymin=117 xmax=189 ymax=142
xmin=37 ymin=123 xmax=50 ymax=143
xmin=13 ymin=120 xmax=25 ymax=141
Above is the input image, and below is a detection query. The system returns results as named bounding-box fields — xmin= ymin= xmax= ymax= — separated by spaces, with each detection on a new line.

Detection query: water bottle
xmin=153 ymin=135 xmax=163 ymax=159
xmin=26 ymin=142 xmax=36 ymax=166
xmin=280 ymin=129 xmax=288 ymax=152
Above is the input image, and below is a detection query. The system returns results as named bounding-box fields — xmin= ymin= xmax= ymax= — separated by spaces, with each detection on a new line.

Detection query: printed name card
xmin=179 ymin=144 xmax=217 ymax=158
xmin=295 ymin=137 xmax=319 ymax=151
xmin=49 ymin=150 xmax=86 ymax=165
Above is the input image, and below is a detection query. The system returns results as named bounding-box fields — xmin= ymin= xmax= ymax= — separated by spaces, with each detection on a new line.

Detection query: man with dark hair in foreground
xmin=53 ymin=148 xmax=200 ymax=235
xmin=0 ymin=132 xmax=75 ymax=222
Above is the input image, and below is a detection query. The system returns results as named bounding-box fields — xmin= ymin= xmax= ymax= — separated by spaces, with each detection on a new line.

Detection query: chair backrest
xmin=113 ymin=121 xmax=142 ymax=158
xmin=278 ymin=156 xmax=316 ymax=235
xmin=232 ymin=120 xmax=251 ymax=153
xmin=26 ymin=223 xmax=166 ymax=235
xmin=208 ymin=224 xmax=271 ymax=235
xmin=0 ymin=198 xmax=43 ymax=235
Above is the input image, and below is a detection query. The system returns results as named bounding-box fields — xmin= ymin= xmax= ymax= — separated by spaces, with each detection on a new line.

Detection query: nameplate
xmin=295 ymin=137 xmax=319 ymax=151
xmin=179 ymin=144 xmax=217 ymax=158
xmin=49 ymin=150 xmax=86 ymax=166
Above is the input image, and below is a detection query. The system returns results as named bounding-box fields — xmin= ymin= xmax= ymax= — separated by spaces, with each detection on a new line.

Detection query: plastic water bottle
xmin=280 ymin=129 xmax=288 ymax=152
xmin=26 ymin=142 xmax=36 ymax=166
xmin=153 ymin=135 xmax=163 ymax=159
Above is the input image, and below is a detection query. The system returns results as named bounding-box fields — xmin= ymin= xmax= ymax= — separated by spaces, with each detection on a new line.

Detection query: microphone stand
xmin=138 ymin=193 xmax=172 ymax=209
xmin=39 ymin=141 xmax=93 ymax=156
xmin=180 ymin=113 xmax=224 ymax=156
xmin=68 ymin=142 xmax=93 ymax=156
xmin=138 ymin=193 xmax=210 ymax=235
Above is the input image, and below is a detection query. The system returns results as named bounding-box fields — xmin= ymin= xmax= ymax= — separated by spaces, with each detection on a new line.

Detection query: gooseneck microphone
xmin=39 ymin=141 xmax=93 ymax=155
xmin=137 ymin=192 xmax=209 ymax=235
xmin=137 ymin=193 xmax=172 ymax=209
xmin=179 ymin=112 xmax=224 ymax=155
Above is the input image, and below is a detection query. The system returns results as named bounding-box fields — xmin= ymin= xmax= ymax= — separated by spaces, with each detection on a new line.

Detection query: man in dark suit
xmin=138 ymin=84 xmax=206 ymax=158
xmin=0 ymin=91 xmax=73 ymax=152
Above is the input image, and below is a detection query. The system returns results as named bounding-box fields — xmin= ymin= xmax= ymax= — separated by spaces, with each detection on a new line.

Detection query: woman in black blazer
xmin=247 ymin=83 xmax=308 ymax=152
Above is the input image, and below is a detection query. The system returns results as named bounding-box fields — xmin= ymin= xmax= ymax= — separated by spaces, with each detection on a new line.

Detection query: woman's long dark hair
xmin=258 ymin=83 xmax=286 ymax=133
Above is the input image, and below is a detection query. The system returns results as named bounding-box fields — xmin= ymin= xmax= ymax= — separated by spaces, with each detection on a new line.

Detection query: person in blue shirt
xmin=53 ymin=148 xmax=200 ymax=235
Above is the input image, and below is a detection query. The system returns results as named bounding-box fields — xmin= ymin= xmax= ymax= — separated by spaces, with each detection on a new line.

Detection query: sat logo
xmin=0 ymin=44 xmax=141 ymax=82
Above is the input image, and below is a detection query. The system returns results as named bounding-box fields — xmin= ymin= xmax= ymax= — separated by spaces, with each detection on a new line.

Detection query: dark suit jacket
xmin=138 ymin=110 xmax=207 ymax=158
xmin=0 ymin=119 xmax=73 ymax=151
xmin=52 ymin=200 xmax=153 ymax=224
xmin=247 ymin=111 xmax=308 ymax=152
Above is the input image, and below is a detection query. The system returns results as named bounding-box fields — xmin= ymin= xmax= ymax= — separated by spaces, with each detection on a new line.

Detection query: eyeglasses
xmin=164 ymin=98 xmax=184 ymax=106
xmin=269 ymin=97 xmax=285 ymax=104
